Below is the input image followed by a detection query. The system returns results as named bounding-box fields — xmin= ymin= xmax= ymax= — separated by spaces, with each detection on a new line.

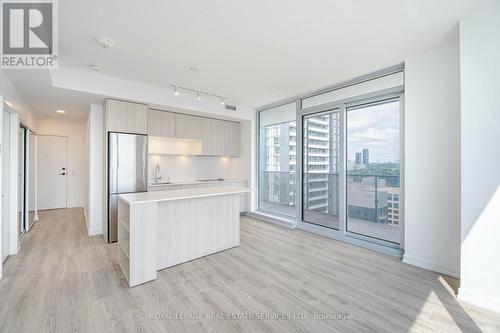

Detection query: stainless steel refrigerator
xmin=108 ymin=132 xmax=148 ymax=243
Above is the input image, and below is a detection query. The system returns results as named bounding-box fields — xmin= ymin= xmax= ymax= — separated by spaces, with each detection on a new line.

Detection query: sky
xmin=346 ymin=100 xmax=400 ymax=163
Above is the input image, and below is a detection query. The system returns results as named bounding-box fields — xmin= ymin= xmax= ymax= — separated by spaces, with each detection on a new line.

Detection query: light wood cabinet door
xmin=176 ymin=114 xmax=203 ymax=140
xmin=233 ymin=122 xmax=241 ymax=156
xmin=222 ymin=121 xmax=232 ymax=156
xmin=223 ymin=121 xmax=240 ymax=156
xmin=174 ymin=113 xmax=240 ymax=156
xmin=220 ymin=121 xmax=240 ymax=156
xmin=181 ymin=184 xmax=208 ymax=190
xmin=149 ymin=110 xmax=176 ymax=137
xmin=200 ymin=118 xmax=222 ymax=155
xmin=148 ymin=185 xmax=182 ymax=191
xmin=105 ymin=99 xmax=148 ymax=134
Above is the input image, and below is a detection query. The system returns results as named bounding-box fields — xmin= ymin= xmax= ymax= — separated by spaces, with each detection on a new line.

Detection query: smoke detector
xmin=95 ymin=37 xmax=114 ymax=49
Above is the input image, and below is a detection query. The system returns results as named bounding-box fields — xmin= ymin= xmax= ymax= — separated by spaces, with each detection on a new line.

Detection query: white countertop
xmin=148 ymin=178 xmax=247 ymax=187
xmin=119 ymin=186 xmax=251 ymax=204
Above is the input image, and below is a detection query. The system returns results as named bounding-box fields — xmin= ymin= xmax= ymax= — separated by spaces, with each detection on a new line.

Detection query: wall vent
xmin=225 ymin=104 xmax=237 ymax=111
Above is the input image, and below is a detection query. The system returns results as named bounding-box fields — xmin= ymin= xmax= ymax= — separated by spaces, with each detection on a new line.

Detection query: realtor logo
xmin=1 ymin=0 xmax=58 ymax=69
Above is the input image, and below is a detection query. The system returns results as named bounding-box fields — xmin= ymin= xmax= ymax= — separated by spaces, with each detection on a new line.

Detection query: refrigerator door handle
xmin=116 ymin=135 xmax=119 ymax=192
xmin=108 ymin=133 xmax=118 ymax=194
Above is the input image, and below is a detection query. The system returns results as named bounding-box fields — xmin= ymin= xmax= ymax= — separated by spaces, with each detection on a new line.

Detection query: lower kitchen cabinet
xmin=148 ymin=185 xmax=182 ymax=191
xmin=147 ymin=181 xmax=248 ymax=213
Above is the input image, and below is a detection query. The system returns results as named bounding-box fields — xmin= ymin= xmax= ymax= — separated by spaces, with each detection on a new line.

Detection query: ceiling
xmin=5 ymin=70 xmax=103 ymax=120
xmin=5 ymin=0 xmax=491 ymax=119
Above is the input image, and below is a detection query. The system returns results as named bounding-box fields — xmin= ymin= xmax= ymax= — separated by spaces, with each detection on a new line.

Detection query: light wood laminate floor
xmin=1 ymin=208 xmax=499 ymax=332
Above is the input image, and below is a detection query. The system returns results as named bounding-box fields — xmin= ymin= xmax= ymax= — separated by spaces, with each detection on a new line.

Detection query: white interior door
xmin=37 ymin=136 xmax=67 ymax=210
xmin=2 ymin=111 xmax=11 ymax=263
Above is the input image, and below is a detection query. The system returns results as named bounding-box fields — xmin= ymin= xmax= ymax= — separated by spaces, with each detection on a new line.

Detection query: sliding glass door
xmin=346 ymin=99 xmax=401 ymax=244
xmin=257 ymin=68 xmax=404 ymax=253
xmin=299 ymin=96 xmax=401 ymax=248
xmin=302 ymin=109 xmax=342 ymax=230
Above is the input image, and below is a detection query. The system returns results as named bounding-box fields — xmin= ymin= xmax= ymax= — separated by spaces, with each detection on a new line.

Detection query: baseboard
xmin=458 ymin=288 xmax=500 ymax=314
xmin=246 ymin=212 xmax=295 ymax=229
xmin=402 ymin=254 xmax=459 ymax=278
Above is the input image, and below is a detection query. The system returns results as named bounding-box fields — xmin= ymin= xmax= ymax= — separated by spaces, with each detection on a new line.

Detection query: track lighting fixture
xmin=170 ymin=84 xmax=229 ymax=107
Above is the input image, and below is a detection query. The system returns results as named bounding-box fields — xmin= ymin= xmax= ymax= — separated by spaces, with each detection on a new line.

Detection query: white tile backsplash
xmin=149 ymin=155 xmax=246 ymax=183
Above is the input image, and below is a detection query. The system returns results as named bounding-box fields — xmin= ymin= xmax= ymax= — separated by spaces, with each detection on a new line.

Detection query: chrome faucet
xmin=154 ymin=164 xmax=162 ymax=183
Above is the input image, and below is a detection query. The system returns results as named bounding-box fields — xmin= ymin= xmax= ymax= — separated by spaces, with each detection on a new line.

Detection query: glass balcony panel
xmin=302 ymin=111 xmax=340 ymax=229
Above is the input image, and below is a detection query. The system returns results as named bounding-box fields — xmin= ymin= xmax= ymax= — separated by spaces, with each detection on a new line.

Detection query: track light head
xmin=174 ymin=86 xmax=179 ymax=96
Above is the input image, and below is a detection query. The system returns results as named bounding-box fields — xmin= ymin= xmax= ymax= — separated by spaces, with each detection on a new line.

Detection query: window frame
xmin=255 ymin=65 xmax=405 ymax=256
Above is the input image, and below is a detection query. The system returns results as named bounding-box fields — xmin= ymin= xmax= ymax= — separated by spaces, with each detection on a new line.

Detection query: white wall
xmin=403 ymin=42 xmax=461 ymax=277
xmin=84 ymin=104 xmax=104 ymax=235
xmin=37 ymin=117 xmax=86 ymax=208
xmin=0 ymin=73 xmax=31 ymax=267
xmin=149 ymin=155 xmax=245 ymax=183
xmin=458 ymin=1 xmax=500 ymax=313
xmin=0 ymin=96 xmax=3 ymax=278
xmin=0 ymin=72 xmax=37 ymax=131
xmin=1 ymin=109 xmax=10 ymax=265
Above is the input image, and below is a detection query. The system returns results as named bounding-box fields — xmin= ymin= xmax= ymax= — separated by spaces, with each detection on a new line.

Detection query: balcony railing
xmin=259 ymin=171 xmax=297 ymax=217
xmin=259 ymin=171 xmax=400 ymax=231
xmin=346 ymin=174 xmax=400 ymax=243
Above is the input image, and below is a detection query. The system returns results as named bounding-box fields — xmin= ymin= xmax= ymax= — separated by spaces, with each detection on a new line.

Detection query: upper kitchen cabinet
xmin=149 ymin=109 xmax=176 ymax=137
xmin=105 ymin=99 xmax=148 ymax=134
xmin=157 ymin=111 xmax=240 ymax=156
xmin=176 ymin=113 xmax=203 ymax=140
xmin=201 ymin=118 xmax=223 ymax=156
xmin=223 ymin=121 xmax=241 ymax=157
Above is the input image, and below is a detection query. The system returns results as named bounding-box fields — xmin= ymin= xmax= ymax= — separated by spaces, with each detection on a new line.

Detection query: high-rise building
xmin=263 ymin=114 xmax=335 ymax=214
xmin=302 ymin=114 xmax=339 ymax=213
xmin=363 ymin=148 xmax=369 ymax=165
xmin=355 ymin=152 xmax=362 ymax=165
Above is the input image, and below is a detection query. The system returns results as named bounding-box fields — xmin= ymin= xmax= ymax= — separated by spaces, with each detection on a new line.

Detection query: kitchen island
xmin=117 ymin=186 xmax=250 ymax=287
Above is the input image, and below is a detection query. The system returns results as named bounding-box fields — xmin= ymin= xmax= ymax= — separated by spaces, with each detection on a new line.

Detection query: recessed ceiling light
xmin=95 ymin=37 xmax=114 ymax=49
xmin=90 ymin=64 xmax=104 ymax=72
xmin=56 ymin=110 xmax=66 ymax=114
xmin=5 ymin=100 xmax=13 ymax=107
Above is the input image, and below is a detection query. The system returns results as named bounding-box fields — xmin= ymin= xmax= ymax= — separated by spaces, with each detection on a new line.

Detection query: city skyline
xmin=347 ymin=100 xmax=400 ymax=163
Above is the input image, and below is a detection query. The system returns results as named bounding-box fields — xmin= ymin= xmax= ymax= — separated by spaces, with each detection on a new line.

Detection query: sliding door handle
xmin=58 ymin=172 xmax=66 ymax=175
